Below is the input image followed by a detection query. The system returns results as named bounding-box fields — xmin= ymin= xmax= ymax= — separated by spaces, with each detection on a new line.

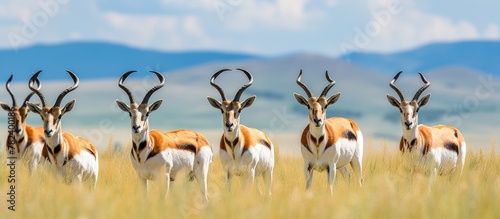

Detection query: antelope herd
xmin=2 ymin=68 xmax=467 ymax=199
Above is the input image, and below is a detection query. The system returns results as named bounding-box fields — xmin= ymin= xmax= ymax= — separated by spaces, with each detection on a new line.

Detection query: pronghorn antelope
xmin=386 ymin=71 xmax=466 ymax=176
xmin=116 ymin=71 xmax=213 ymax=202
xmin=1 ymin=74 xmax=45 ymax=174
xmin=26 ymin=70 xmax=99 ymax=188
xmin=207 ymin=68 xmax=274 ymax=195
xmin=293 ymin=69 xmax=363 ymax=193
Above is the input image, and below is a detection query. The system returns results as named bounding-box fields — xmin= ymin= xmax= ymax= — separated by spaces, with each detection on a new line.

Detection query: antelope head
xmin=386 ymin=71 xmax=431 ymax=131
xmin=0 ymin=74 xmax=41 ymax=136
xmin=26 ymin=70 xmax=79 ymax=138
xmin=207 ymin=68 xmax=256 ymax=133
xmin=293 ymin=69 xmax=341 ymax=127
xmin=116 ymin=71 xmax=165 ymax=134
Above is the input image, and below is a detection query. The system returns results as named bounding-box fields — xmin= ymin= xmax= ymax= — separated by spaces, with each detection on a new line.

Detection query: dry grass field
xmin=1 ymin=141 xmax=499 ymax=219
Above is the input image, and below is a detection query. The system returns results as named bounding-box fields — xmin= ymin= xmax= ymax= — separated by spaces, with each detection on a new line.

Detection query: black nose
xmin=225 ymin=123 xmax=233 ymax=128
xmin=44 ymin=130 xmax=53 ymax=136
xmin=313 ymin=119 xmax=321 ymax=125
xmin=132 ymin=125 xmax=140 ymax=132
xmin=405 ymin=121 xmax=412 ymax=128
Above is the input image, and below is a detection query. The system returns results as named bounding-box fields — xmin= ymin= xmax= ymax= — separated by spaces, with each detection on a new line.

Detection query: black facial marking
xmin=444 ymin=142 xmax=459 ymax=155
xmin=343 ymin=131 xmax=357 ymax=141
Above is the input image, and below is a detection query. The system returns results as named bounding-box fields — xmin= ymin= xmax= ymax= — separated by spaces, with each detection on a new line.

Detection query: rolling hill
xmin=0 ymin=42 xmax=260 ymax=81
xmin=342 ymin=40 xmax=500 ymax=75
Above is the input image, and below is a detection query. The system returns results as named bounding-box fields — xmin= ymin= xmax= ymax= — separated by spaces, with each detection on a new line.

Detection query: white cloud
xmin=101 ymin=12 xmax=212 ymax=50
xmin=224 ymin=0 xmax=323 ymax=31
xmin=349 ymin=9 xmax=492 ymax=53
xmin=484 ymin=23 xmax=499 ymax=39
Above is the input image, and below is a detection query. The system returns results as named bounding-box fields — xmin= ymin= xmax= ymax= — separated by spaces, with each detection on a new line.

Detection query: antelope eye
xmin=58 ymin=115 xmax=62 ymax=120
xmin=145 ymin=112 xmax=150 ymax=117
xmin=237 ymin=109 xmax=242 ymax=113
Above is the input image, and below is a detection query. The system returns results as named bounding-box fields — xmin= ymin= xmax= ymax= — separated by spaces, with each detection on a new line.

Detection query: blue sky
xmin=1 ymin=0 xmax=498 ymax=57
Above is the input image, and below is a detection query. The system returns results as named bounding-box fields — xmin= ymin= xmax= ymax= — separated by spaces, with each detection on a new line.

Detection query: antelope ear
xmin=26 ymin=102 xmax=42 ymax=115
xmin=61 ymin=99 xmax=76 ymax=115
xmin=207 ymin=96 xmax=222 ymax=109
xmin=241 ymin=95 xmax=256 ymax=109
xmin=149 ymin=100 xmax=163 ymax=112
xmin=386 ymin=95 xmax=401 ymax=108
xmin=0 ymin=103 xmax=11 ymax=111
xmin=116 ymin=100 xmax=130 ymax=112
xmin=293 ymin=93 xmax=309 ymax=106
xmin=327 ymin=92 xmax=341 ymax=106
xmin=418 ymin=93 xmax=431 ymax=108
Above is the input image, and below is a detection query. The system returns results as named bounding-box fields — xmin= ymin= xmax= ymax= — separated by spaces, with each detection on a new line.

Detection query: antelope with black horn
xmin=115 ymin=71 xmax=213 ymax=202
xmin=1 ymin=74 xmax=45 ymax=174
xmin=386 ymin=71 xmax=466 ymax=176
xmin=293 ymin=69 xmax=363 ymax=193
xmin=207 ymin=68 xmax=274 ymax=196
xmin=26 ymin=70 xmax=98 ymax=188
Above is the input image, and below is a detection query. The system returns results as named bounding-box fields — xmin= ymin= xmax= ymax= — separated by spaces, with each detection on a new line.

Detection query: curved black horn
xmin=296 ymin=69 xmax=313 ymax=98
xmin=118 ymin=70 xmax=137 ymax=104
xmin=233 ymin=68 xmax=253 ymax=102
xmin=389 ymin=71 xmax=405 ymax=101
xmin=319 ymin=70 xmax=336 ymax=97
xmin=141 ymin=71 xmax=165 ymax=105
xmin=412 ymin=72 xmax=430 ymax=101
xmin=53 ymin=70 xmax=79 ymax=107
xmin=210 ymin=68 xmax=231 ymax=101
xmin=28 ymin=70 xmax=47 ymax=107
xmin=5 ymin=74 xmax=17 ymax=107
xmin=21 ymin=78 xmax=41 ymax=108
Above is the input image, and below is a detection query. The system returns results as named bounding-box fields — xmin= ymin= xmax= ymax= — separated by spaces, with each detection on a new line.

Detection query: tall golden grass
xmin=1 ymin=141 xmax=499 ymax=219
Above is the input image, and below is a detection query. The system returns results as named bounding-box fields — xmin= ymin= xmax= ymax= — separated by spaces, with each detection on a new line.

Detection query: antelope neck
xmin=309 ymin=123 xmax=326 ymax=141
xmin=224 ymin=126 xmax=240 ymax=146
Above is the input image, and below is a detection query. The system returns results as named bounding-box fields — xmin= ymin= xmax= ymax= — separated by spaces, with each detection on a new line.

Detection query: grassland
xmin=1 ymin=141 xmax=499 ymax=219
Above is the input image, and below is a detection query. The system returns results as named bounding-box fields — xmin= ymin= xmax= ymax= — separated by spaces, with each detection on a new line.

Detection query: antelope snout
xmin=225 ymin=123 xmax=235 ymax=132
xmin=132 ymin=125 xmax=141 ymax=133
xmin=44 ymin=129 xmax=54 ymax=137
xmin=404 ymin=121 xmax=413 ymax=130
xmin=313 ymin=118 xmax=323 ymax=127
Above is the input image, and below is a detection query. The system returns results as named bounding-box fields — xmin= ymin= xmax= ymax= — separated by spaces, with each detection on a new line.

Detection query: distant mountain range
xmin=0 ymin=42 xmax=260 ymax=81
xmin=342 ymin=40 xmax=500 ymax=75
xmin=1 ymin=40 xmax=499 ymax=81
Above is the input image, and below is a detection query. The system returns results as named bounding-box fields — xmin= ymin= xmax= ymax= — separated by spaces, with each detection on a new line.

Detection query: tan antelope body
xmin=294 ymin=70 xmax=363 ymax=193
xmin=26 ymin=71 xmax=98 ymax=188
xmin=207 ymin=68 xmax=274 ymax=195
xmin=116 ymin=71 xmax=213 ymax=202
xmin=1 ymin=75 xmax=46 ymax=174
xmin=387 ymin=71 xmax=466 ymax=176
